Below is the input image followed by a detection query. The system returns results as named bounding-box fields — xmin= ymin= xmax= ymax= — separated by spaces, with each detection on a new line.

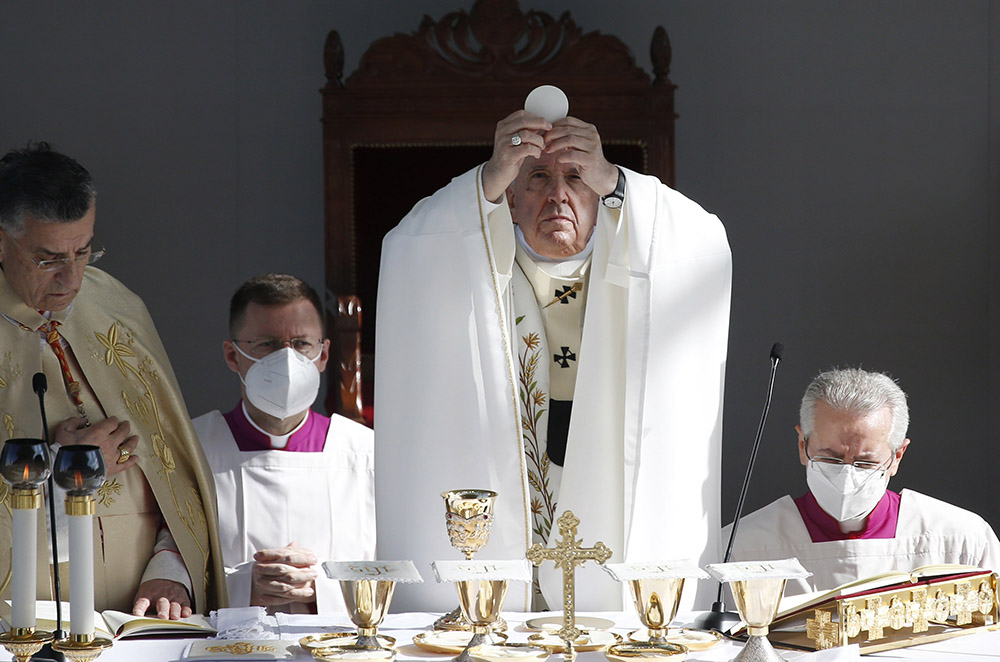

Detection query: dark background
xmin=1 ymin=1 xmax=997 ymax=535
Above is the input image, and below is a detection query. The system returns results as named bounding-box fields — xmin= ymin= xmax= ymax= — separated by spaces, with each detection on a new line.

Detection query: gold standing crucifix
xmin=526 ymin=510 xmax=612 ymax=659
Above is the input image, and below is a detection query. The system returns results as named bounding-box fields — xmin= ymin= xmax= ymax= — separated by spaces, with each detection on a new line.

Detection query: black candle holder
xmin=52 ymin=446 xmax=105 ymax=496
xmin=0 ymin=438 xmax=51 ymax=488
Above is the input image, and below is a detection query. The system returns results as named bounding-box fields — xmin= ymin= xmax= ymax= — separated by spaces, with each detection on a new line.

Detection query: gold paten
xmin=65 ymin=494 xmax=96 ymax=517
xmin=0 ymin=627 xmax=54 ymax=662
xmin=10 ymin=486 xmax=41 ymax=510
xmin=605 ymin=642 xmax=687 ymax=661
xmin=525 ymin=510 xmax=612 ymax=661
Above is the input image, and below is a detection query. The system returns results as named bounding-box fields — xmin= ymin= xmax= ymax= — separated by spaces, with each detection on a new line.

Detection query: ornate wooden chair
xmin=322 ymin=0 xmax=677 ymax=422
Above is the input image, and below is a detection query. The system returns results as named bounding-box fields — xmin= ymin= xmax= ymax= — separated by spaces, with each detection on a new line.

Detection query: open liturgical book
xmin=730 ymin=564 xmax=998 ymax=654
xmin=3 ymin=601 xmax=215 ymax=639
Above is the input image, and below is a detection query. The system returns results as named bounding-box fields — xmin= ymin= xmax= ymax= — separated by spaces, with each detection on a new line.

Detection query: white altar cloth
xmin=5 ymin=612 xmax=999 ymax=661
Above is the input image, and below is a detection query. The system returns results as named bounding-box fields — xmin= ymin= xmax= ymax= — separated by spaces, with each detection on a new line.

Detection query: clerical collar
xmin=795 ymin=489 xmax=900 ymax=542
xmin=514 ymin=224 xmax=595 ymax=271
xmin=241 ymin=400 xmax=308 ymax=449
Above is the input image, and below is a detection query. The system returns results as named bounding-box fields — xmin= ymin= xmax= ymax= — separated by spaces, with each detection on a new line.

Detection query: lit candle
xmin=53 ymin=445 xmax=105 ymax=641
xmin=67 ymin=500 xmax=95 ymax=636
xmin=0 ymin=439 xmax=52 ymax=632
xmin=11 ymin=498 xmax=38 ymax=628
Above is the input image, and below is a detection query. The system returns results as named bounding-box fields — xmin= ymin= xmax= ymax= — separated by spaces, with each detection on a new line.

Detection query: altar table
xmin=4 ymin=612 xmax=999 ymax=661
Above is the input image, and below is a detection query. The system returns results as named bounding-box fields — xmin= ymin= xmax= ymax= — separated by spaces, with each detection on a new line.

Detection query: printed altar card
xmin=323 ymin=560 xmax=424 ymax=583
xmin=706 ymin=558 xmax=811 ymax=583
xmin=431 ymin=559 xmax=532 ymax=582
xmin=603 ymin=560 xmax=710 ymax=581
xmin=184 ymin=639 xmax=296 ymax=660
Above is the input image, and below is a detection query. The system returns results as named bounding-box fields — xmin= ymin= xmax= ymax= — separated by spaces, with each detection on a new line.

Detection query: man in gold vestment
xmin=0 ymin=143 xmax=226 ymax=618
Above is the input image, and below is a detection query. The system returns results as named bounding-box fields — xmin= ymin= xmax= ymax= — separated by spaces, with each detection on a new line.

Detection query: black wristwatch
xmin=601 ymin=167 xmax=626 ymax=209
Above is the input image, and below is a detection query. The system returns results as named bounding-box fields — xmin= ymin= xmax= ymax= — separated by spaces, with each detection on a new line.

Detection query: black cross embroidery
xmin=554 ymin=285 xmax=577 ymax=304
xmin=554 ymin=346 xmax=576 ymax=368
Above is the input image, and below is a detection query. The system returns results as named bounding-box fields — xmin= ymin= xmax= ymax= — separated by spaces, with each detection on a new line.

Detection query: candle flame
xmin=74 ymin=469 xmax=83 ymax=488
xmin=22 ymin=464 xmax=29 ymax=481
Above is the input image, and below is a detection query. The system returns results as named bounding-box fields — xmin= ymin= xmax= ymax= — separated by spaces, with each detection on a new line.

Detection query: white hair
xmin=799 ymin=368 xmax=909 ymax=452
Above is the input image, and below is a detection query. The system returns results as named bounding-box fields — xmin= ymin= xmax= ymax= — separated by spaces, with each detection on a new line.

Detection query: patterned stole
xmin=40 ymin=319 xmax=88 ymax=419
xmin=512 ymin=245 xmax=591 ymax=607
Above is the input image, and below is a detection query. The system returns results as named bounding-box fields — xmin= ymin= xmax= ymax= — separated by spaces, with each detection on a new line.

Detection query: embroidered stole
xmin=512 ymin=243 xmax=590 ymax=606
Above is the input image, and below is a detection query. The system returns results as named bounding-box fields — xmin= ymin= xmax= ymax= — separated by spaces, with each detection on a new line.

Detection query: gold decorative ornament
xmin=525 ymin=510 xmax=612 ymax=661
xmin=436 ymin=489 xmax=504 ymax=632
xmin=51 ymin=634 xmax=113 ymax=662
xmin=0 ymin=628 xmax=54 ymax=662
xmin=762 ymin=570 xmax=1000 ymax=654
xmin=205 ymin=642 xmax=277 ymax=655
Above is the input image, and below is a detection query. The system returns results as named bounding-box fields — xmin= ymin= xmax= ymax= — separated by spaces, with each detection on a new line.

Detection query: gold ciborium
xmin=729 ymin=577 xmax=787 ymax=662
xmin=340 ymin=578 xmax=397 ymax=650
xmin=453 ymin=578 xmax=508 ymax=662
xmin=436 ymin=489 xmax=502 ymax=631
xmin=627 ymin=577 xmax=685 ymax=644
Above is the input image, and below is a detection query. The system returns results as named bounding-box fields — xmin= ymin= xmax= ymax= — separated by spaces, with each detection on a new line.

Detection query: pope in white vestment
xmin=728 ymin=368 xmax=1000 ymax=596
xmin=375 ymin=110 xmax=732 ymax=611
xmin=193 ymin=273 xmax=375 ymax=613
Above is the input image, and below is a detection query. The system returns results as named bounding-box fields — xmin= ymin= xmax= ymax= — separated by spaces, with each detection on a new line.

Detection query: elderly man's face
xmin=0 ymin=207 xmax=96 ymax=312
xmin=506 ymin=151 xmax=599 ymax=259
xmin=797 ymin=401 xmax=908 ymax=477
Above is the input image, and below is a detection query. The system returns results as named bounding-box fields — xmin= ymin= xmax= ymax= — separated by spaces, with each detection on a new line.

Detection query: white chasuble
xmin=728 ymin=489 xmax=1000 ymax=596
xmin=375 ymin=165 xmax=731 ymax=612
xmin=193 ymin=410 xmax=375 ymax=613
xmin=0 ymin=266 xmax=226 ymax=614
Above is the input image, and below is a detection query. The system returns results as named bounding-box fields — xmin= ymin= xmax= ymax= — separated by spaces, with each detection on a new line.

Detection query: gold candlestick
xmin=0 ymin=628 xmax=54 ymax=662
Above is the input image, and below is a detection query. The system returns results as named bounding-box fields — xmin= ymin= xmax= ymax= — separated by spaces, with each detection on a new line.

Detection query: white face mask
xmin=234 ymin=344 xmax=321 ymax=420
xmin=806 ymin=461 xmax=890 ymax=522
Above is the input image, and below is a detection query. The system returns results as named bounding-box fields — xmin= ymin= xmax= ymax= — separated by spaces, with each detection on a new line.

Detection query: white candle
xmin=11 ymin=506 xmax=37 ymax=629
xmin=67 ymin=511 xmax=95 ymax=636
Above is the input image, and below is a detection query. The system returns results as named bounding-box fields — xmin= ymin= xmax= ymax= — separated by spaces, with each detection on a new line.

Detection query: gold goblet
xmin=627 ymin=577 xmax=685 ymax=644
xmin=453 ymin=578 xmax=508 ymax=662
xmin=340 ymin=578 xmax=397 ymax=650
xmin=729 ymin=577 xmax=788 ymax=662
xmin=436 ymin=489 xmax=502 ymax=631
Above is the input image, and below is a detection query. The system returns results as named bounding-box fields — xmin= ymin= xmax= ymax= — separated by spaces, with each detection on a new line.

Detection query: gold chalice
xmin=453 ymin=578 xmax=508 ymax=662
xmin=436 ymin=489 xmax=503 ymax=631
xmin=340 ymin=578 xmax=397 ymax=650
xmin=729 ymin=577 xmax=787 ymax=662
xmin=627 ymin=577 xmax=685 ymax=644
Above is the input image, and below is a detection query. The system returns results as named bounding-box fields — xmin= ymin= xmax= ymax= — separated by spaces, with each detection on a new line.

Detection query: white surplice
xmin=374 ymin=165 xmax=732 ymax=611
xmin=193 ymin=410 xmax=375 ymax=612
xmin=727 ymin=489 xmax=1000 ymax=596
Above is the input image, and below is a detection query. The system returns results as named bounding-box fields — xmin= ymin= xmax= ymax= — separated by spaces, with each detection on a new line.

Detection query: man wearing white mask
xmin=728 ymin=367 xmax=1000 ymax=596
xmin=192 ymin=273 xmax=374 ymax=612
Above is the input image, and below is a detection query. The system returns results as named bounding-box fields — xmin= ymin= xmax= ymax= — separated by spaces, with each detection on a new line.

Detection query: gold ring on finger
xmin=117 ymin=446 xmax=131 ymax=464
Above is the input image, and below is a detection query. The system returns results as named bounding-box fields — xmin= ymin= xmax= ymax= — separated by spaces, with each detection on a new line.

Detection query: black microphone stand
xmin=32 ymin=373 xmax=66 ymax=662
xmin=693 ymin=343 xmax=783 ymax=633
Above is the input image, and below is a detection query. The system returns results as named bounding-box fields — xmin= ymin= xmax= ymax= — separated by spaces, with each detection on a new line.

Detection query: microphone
xmin=693 ymin=343 xmax=784 ymax=633
xmin=33 ymin=372 xmax=67 ymax=650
